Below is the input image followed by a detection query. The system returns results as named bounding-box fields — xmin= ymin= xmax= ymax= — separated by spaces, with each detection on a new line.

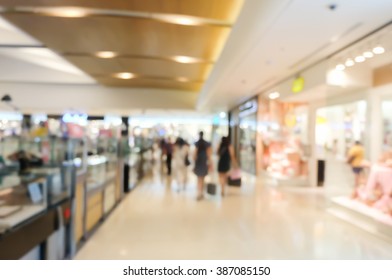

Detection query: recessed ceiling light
xmin=154 ymin=14 xmax=201 ymax=26
xmin=114 ymin=72 xmax=135 ymax=79
xmin=96 ymin=51 xmax=117 ymax=58
xmin=335 ymin=64 xmax=345 ymax=71
xmin=363 ymin=51 xmax=374 ymax=58
xmin=268 ymin=92 xmax=280 ymax=100
xmin=373 ymin=46 xmax=385 ymax=54
xmin=172 ymin=56 xmax=199 ymax=64
xmin=354 ymin=55 xmax=365 ymax=63
xmin=43 ymin=7 xmax=89 ymax=18
xmin=177 ymin=77 xmax=189 ymax=82
xmin=345 ymin=59 xmax=355 ymax=67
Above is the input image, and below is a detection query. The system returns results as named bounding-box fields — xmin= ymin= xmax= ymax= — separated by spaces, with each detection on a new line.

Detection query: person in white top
xmin=173 ymin=137 xmax=190 ymax=190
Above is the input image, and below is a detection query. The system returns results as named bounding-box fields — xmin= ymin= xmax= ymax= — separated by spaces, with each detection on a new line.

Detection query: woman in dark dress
xmin=193 ymin=132 xmax=212 ymax=200
xmin=217 ymin=136 xmax=238 ymax=197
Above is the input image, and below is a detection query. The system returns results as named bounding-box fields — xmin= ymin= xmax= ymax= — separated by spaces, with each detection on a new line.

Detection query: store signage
xmin=239 ymin=100 xmax=258 ymax=117
xmin=292 ymin=76 xmax=305 ymax=93
xmin=62 ymin=112 xmax=88 ymax=125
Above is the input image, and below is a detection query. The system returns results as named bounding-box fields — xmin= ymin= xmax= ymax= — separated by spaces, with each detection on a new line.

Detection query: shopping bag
xmin=206 ymin=183 xmax=217 ymax=195
xmin=228 ymin=168 xmax=241 ymax=187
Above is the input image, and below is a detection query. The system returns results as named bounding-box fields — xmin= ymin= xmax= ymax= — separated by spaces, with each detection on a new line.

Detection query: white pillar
xmin=367 ymin=90 xmax=382 ymax=163
xmin=308 ymin=104 xmax=318 ymax=187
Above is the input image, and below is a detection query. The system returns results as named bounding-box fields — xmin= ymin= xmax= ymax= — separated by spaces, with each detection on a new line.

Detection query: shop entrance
xmin=315 ymin=100 xmax=367 ymax=193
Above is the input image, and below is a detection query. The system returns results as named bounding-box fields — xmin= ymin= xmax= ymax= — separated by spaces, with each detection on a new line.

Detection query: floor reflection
xmin=75 ymin=163 xmax=392 ymax=260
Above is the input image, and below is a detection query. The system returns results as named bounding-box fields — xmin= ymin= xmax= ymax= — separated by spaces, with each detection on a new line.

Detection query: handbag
xmin=207 ymin=183 xmax=217 ymax=195
xmin=228 ymin=168 xmax=241 ymax=187
xmin=184 ymin=154 xmax=191 ymax=166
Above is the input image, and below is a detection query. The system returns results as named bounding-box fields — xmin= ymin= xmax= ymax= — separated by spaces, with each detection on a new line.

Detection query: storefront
xmin=314 ymin=100 xmax=367 ymax=189
xmin=257 ymin=97 xmax=309 ymax=181
xmin=321 ymin=23 xmax=392 ymax=238
xmin=230 ymin=99 xmax=257 ymax=174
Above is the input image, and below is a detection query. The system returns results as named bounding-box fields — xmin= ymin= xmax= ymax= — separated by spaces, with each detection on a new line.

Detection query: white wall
xmin=0 ymin=82 xmax=198 ymax=115
xmin=369 ymin=83 xmax=392 ymax=161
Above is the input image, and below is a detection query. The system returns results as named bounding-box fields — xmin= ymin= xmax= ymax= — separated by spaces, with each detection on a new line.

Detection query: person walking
xmin=173 ymin=137 xmax=190 ymax=190
xmin=347 ymin=140 xmax=365 ymax=197
xmin=193 ymin=131 xmax=212 ymax=200
xmin=165 ymin=138 xmax=173 ymax=175
xmin=217 ymin=136 xmax=238 ymax=197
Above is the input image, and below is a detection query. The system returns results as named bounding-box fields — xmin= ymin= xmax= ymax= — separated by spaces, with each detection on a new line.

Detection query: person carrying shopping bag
xmin=217 ymin=136 xmax=238 ymax=197
xmin=193 ymin=131 xmax=212 ymax=201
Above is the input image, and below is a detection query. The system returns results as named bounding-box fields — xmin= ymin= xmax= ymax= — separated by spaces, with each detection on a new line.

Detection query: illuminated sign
xmin=0 ymin=111 xmax=23 ymax=121
xmin=104 ymin=114 xmax=122 ymax=126
xmin=292 ymin=76 xmax=305 ymax=93
xmin=239 ymin=100 xmax=258 ymax=117
xmin=62 ymin=112 xmax=88 ymax=125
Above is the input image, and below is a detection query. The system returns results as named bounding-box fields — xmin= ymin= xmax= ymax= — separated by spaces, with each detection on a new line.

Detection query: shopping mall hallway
xmin=75 ymin=166 xmax=392 ymax=260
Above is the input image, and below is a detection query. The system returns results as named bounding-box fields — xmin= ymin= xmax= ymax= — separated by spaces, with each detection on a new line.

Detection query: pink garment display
xmin=363 ymin=164 xmax=392 ymax=213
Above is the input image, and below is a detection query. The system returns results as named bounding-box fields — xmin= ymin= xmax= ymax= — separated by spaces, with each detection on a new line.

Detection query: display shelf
xmin=328 ymin=196 xmax=392 ymax=243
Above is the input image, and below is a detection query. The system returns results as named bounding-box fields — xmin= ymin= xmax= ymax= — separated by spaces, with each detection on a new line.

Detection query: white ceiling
xmin=197 ymin=0 xmax=392 ymax=111
xmin=0 ymin=15 xmax=95 ymax=84
xmin=0 ymin=16 xmax=39 ymax=45
xmin=0 ymin=0 xmax=391 ymax=116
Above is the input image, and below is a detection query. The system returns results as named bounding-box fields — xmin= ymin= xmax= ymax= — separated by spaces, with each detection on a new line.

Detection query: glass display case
xmin=0 ymin=174 xmax=47 ymax=234
xmin=124 ymin=151 xmax=141 ymax=192
xmin=85 ymin=155 xmax=117 ymax=232
xmin=86 ymin=155 xmax=110 ymax=190
xmin=0 ymin=136 xmax=21 ymax=174
xmin=29 ymin=162 xmax=74 ymax=207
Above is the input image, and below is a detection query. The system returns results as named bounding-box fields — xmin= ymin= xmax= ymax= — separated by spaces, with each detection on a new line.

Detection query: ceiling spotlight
xmin=327 ymin=4 xmax=338 ymax=11
xmin=96 ymin=51 xmax=117 ymax=58
xmin=354 ymin=56 xmax=365 ymax=63
xmin=114 ymin=72 xmax=135 ymax=79
xmin=1 ymin=94 xmax=18 ymax=110
xmin=219 ymin=112 xmax=226 ymax=119
xmin=335 ymin=64 xmax=345 ymax=71
xmin=172 ymin=56 xmax=200 ymax=64
xmin=1 ymin=94 xmax=12 ymax=103
xmin=268 ymin=92 xmax=280 ymax=100
xmin=363 ymin=51 xmax=374 ymax=58
xmin=345 ymin=59 xmax=355 ymax=67
xmin=373 ymin=46 xmax=385 ymax=54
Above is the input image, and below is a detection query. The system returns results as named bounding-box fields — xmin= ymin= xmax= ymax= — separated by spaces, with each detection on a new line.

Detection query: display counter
xmin=0 ymin=143 xmax=134 ymax=258
xmin=0 ymin=175 xmax=47 ymax=234
xmin=0 ymin=171 xmax=74 ymax=260
xmin=77 ymin=155 xmax=122 ymax=238
xmin=0 ymin=146 xmax=81 ymax=260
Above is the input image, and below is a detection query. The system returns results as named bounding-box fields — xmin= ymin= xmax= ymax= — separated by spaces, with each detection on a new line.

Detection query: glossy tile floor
xmin=75 ymin=165 xmax=392 ymax=260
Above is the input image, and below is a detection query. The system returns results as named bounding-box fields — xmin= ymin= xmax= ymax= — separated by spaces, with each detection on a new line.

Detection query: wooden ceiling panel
xmin=0 ymin=0 xmax=243 ymax=22
xmin=64 ymin=56 xmax=213 ymax=80
xmin=3 ymin=15 xmax=230 ymax=60
xmin=97 ymin=77 xmax=201 ymax=92
xmin=0 ymin=1 xmax=244 ymax=92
